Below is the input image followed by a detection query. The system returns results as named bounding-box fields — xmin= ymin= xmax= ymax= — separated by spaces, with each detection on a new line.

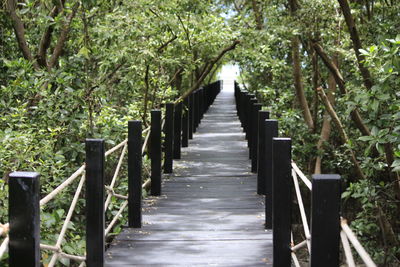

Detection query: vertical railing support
xmin=150 ymin=110 xmax=162 ymax=196
xmin=193 ymin=91 xmax=198 ymax=132
xmin=265 ymin=119 xmax=278 ymax=229
xmin=272 ymin=137 xmax=292 ymax=267
xmin=251 ymin=103 xmax=262 ymax=172
xmin=85 ymin=139 xmax=105 ymax=267
xmin=189 ymin=94 xmax=194 ymax=139
xmin=310 ymin=174 xmax=341 ymax=267
xmin=194 ymin=90 xmax=200 ymax=131
xmin=128 ymin=121 xmax=142 ymax=228
xmin=241 ymin=91 xmax=249 ymax=130
xmin=164 ymin=103 xmax=174 ymax=173
xmin=199 ymin=88 xmax=204 ymax=120
xmin=246 ymin=97 xmax=257 ymax=154
xmin=257 ymin=110 xmax=270 ymax=194
xmin=173 ymin=102 xmax=183 ymax=159
xmin=9 ymin=171 xmax=40 ymax=267
xmin=182 ymin=97 xmax=189 ymax=147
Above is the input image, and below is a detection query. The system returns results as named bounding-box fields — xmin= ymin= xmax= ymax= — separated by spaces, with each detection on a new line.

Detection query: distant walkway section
xmin=105 ymin=80 xmax=273 ymax=266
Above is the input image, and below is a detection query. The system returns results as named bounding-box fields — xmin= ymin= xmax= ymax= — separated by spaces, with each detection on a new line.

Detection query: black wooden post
xmin=243 ymin=93 xmax=250 ymax=138
xmin=248 ymin=98 xmax=257 ymax=153
xmin=128 ymin=121 xmax=142 ymax=228
xmin=189 ymin=94 xmax=194 ymax=139
xmin=257 ymin=111 xmax=270 ymax=195
xmin=164 ymin=103 xmax=174 ymax=173
xmin=85 ymin=139 xmax=105 ymax=267
xmin=173 ymin=102 xmax=183 ymax=159
xmin=251 ymin=103 xmax=263 ymax=172
xmin=193 ymin=91 xmax=199 ymax=132
xmin=195 ymin=90 xmax=200 ymax=130
xmin=265 ymin=119 xmax=278 ymax=229
xmin=199 ymin=88 xmax=204 ymax=120
xmin=182 ymin=97 xmax=189 ymax=147
xmin=8 ymin=171 xmax=40 ymax=267
xmin=310 ymin=174 xmax=341 ymax=267
xmin=150 ymin=110 xmax=162 ymax=196
xmin=242 ymin=92 xmax=249 ymax=129
xmin=204 ymin=86 xmax=209 ymax=112
xmin=272 ymin=137 xmax=291 ymax=267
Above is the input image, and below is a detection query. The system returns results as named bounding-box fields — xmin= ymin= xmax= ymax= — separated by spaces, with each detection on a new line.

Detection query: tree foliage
xmin=1 ymin=0 xmax=399 ymax=265
xmin=1 ymin=0 xmax=237 ymax=265
xmin=222 ymin=0 xmax=399 ymax=264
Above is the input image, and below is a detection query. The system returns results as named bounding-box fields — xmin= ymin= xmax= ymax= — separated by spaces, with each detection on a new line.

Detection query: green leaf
xmin=359 ymin=48 xmax=369 ymax=55
xmin=78 ymin=47 xmax=90 ymax=59
xmin=59 ymin=256 xmax=70 ymax=266
xmin=342 ymin=191 xmax=351 ymax=199
xmin=359 ymin=136 xmax=374 ymax=142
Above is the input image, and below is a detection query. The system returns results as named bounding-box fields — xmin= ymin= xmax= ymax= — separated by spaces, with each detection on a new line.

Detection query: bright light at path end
xmin=218 ymin=64 xmax=240 ymax=81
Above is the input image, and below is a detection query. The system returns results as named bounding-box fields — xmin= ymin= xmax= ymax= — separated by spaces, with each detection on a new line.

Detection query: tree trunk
xmin=337 ymin=0 xmax=373 ymax=90
xmin=317 ymin=87 xmax=365 ymax=180
xmin=176 ymin=40 xmax=240 ymax=103
xmin=288 ymin=0 xmax=314 ymax=131
xmin=291 ymin=37 xmax=314 ymax=131
xmin=250 ymin=0 xmax=263 ymax=30
xmin=314 ymin=66 xmax=336 ymax=174
xmin=312 ymin=42 xmax=371 ymax=136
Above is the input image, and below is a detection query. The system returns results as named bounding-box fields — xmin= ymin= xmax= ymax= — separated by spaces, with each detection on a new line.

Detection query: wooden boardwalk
xmin=105 ymin=82 xmax=273 ymax=266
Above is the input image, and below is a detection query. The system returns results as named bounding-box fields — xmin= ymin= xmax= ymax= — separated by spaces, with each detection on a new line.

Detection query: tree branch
xmin=175 ymin=40 xmax=240 ymax=104
xmin=292 ymin=35 xmax=314 ymax=131
xmin=6 ymin=0 xmax=39 ymax=69
xmin=37 ymin=5 xmax=60 ymax=68
xmin=157 ymin=35 xmax=177 ymax=53
xmin=317 ymin=87 xmax=365 ymax=180
xmin=312 ymin=41 xmax=371 ymax=136
xmin=250 ymin=0 xmax=263 ymax=30
xmin=48 ymin=2 xmax=80 ymax=69
xmin=177 ymin=14 xmax=192 ymax=50
xmin=337 ymin=0 xmax=373 ymax=90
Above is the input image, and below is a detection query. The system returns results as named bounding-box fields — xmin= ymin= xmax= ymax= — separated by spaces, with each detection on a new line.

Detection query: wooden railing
xmin=0 ymin=81 xmax=221 ymax=267
xmin=234 ymin=81 xmax=377 ymax=267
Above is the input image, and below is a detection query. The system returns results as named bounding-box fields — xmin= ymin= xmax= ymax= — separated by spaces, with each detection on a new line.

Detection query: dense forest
xmin=1 ymin=0 xmax=399 ymax=265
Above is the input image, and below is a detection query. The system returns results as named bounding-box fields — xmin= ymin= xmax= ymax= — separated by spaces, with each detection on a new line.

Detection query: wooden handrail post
xmin=239 ymin=91 xmax=248 ymax=129
xmin=243 ymin=93 xmax=250 ymax=139
xmin=182 ymin=97 xmax=189 ymax=147
xmin=257 ymin=110 xmax=270 ymax=195
xmin=203 ymin=85 xmax=208 ymax=112
xmin=199 ymin=88 xmax=204 ymax=120
xmin=251 ymin=103 xmax=262 ymax=172
xmin=85 ymin=139 xmax=105 ymax=267
xmin=164 ymin=103 xmax=174 ymax=172
xmin=272 ymin=137 xmax=292 ymax=267
xmin=234 ymin=82 xmax=240 ymax=116
xmin=173 ymin=102 xmax=183 ymax=159
xmin=9 ymin=171 xmax=40 ymax=267
xmin=128 ymin=120 xmax=142 ymax=228
xmin=150 ymin=110 xmax=162 ymax=196
xmin=310 ymin=174 xmax=341 ymax=267
xmin=193 ymin=90 xmax=199 ymax=132
xmin=195 ymin=90 xmax=201 ymax=129
xmin=189 ymin=93 xmax=194 ymax=139
xmin=248 ymin=98 xmax=258 ymax=154
xmin=265 ymin=119 xmax=278 ymax=229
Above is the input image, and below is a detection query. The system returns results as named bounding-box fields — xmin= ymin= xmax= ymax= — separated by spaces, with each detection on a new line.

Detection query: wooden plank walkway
xmin=105 ymin=81 xmax=273 ymax=266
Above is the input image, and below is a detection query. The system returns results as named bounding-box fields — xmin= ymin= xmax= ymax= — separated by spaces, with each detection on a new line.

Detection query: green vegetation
xmin=1 ymin=0 xmax=399 ymax=265
xmin=227 ymin=0 xmax=399 ymax=264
